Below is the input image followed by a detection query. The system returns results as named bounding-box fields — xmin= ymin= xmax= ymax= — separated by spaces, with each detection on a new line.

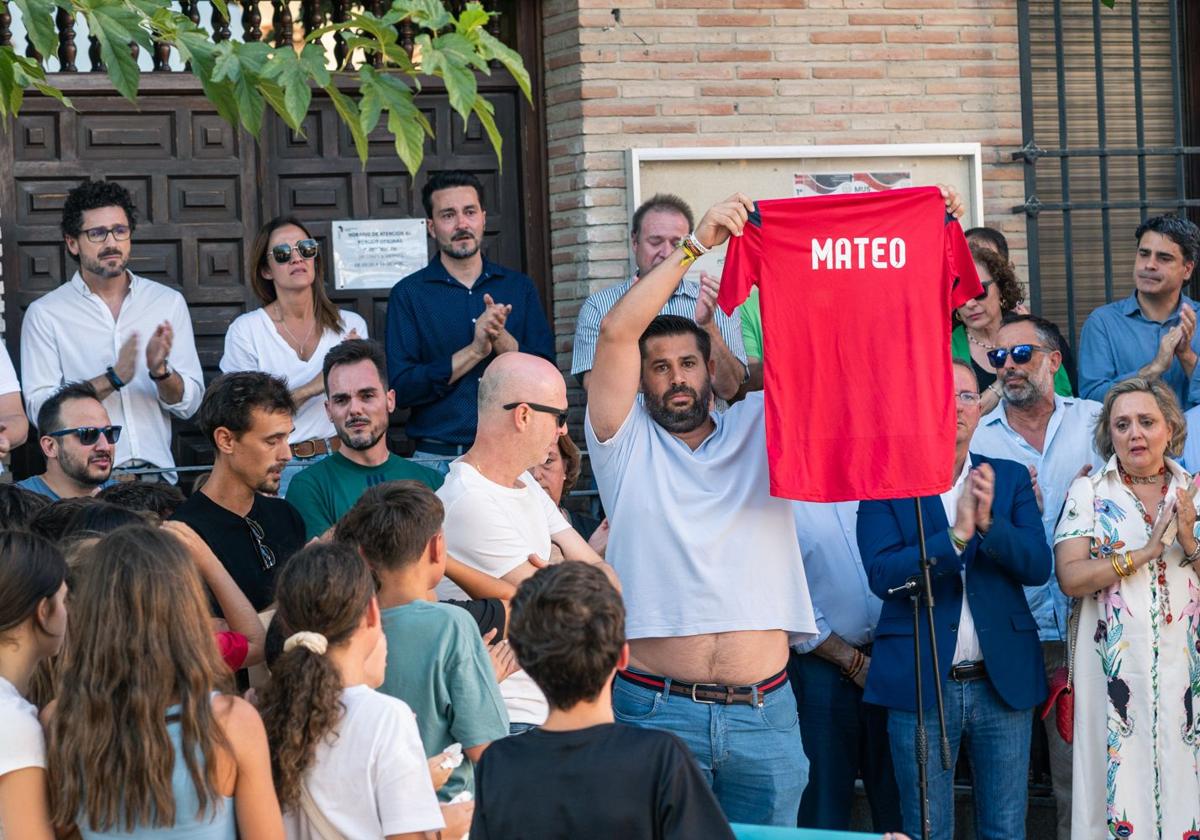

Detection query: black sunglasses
xmin=986 ymin=344 xmax=1054 ymax=368
xmin=503 ymin=401 xmax=569 ymax=428
xmin=972 ymin=279 xmax=995 ymax=302
xmin=47 ymin=425 xmax=122 ymax=446
xmin=245 ymin=517 xmax=277 ymax=572
xmin=270 ymin=239 xmax=319 ymax=264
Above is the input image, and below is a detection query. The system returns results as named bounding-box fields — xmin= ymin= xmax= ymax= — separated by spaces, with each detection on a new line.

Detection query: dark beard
xmin=81 ymin=252 xmax=128 ymax=280
xmin=645 ymin=381 xmax=712 ymax=434
xmin=337 ymin=422 xmax=384 ymax=452
xmin=1001 ymin=374 xmax=1043 ymax=409
xmin=439 ymin=236 xmax=480 ymax=260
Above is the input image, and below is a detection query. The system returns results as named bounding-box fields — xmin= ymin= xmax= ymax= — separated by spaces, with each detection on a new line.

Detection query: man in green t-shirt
xmin=286 ymin=339 xmax=443 ymax=540
xmin=336 ymin=481 xmax=510 ymax=801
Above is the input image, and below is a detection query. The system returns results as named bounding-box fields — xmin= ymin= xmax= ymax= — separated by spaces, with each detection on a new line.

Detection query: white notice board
xmin=626 ymin=144 xmax=984 ymax=280
xmin=332 ymin=218 xmax=428 ymax=290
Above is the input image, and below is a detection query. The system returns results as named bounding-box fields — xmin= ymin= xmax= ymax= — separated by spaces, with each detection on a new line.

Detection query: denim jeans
xmin=508 ymin=722 xmax=538 ymax=736
xmin=613 ymin=673 xmax=807 ymax=827
xmin=888 ymin=677 xmax=1033 ymax=840
xmin=788 ymin=651 xmax=902 ymax=832
xmin=410 ymin=451 xmax=455 ymax=477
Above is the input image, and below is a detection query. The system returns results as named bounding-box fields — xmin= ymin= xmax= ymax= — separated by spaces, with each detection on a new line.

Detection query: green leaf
xmin=471 ymin=94 xmax=502 ymax=166
xmin=358 ymin=67 xmax=384 ymax=135
xmin=477 ymin=29 xmax=530 ymax=102
xmin=393 ymin=0 xmax=451 ymax=32
xmin=209 ymin=0 xmax=229 ymax=24
xmin=388 ymin=106 xmax=425 ymax=175
xmin=418 ymin=34 xmax=477 ymax=120
xmin=297 ymin=43 xmax=331 ymax=87
xmin=11 ymin=0 xmax=57 ymax=61
xmin=233 ymin=72 xmax=265 ymax=137
xmin=259 ymin=79 xmax=299 ymax=131
xmin=0 ymin=49 xmax=19 ymax=119
xmin=82 ymin=4 xmax=143 ymax=102
xmin=326 ymin=85 xmax=368 ymax=165
xmin=211 ymin=40 xmax=240 ymax=82
xmin=455 ymin=2 xmax=490 ymax=36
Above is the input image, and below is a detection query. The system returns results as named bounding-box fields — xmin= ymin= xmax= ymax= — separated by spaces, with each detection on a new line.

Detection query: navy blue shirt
xmin=385 ymin=255 xmax=556 ymax=445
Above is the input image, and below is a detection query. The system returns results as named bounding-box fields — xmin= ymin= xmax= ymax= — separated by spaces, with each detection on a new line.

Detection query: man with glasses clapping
xmin=20 ymin=179 xmax=204 ymax=484
xmin=16 ymin=382 xmax=118 ymax=500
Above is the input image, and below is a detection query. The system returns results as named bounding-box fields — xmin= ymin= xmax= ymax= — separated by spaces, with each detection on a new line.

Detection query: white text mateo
xmin=811 ymin=238 xmax=907 ymax=270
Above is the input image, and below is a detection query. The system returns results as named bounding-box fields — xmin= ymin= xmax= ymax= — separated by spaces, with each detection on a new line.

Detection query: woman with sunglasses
xmin=952 ymin=243 xmax=1073 ymax=413
xmin=221 ymin=217 xmax=368 ymax=495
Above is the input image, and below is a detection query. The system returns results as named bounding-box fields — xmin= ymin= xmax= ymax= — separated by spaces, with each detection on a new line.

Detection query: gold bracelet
xmin=1122 ymin=550 xmax=1136 ymax=576
xmin=1111 ymin=554 xmax=1129 ymax=579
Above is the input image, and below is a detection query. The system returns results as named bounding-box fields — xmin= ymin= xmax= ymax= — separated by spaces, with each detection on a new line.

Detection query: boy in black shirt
xmin=471 ymin=563 xmax=734 ymax=840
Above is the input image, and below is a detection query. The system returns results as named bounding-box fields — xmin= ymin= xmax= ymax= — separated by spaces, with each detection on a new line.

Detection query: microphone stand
xmin=887 ymin=498 xmax=952 ymax=840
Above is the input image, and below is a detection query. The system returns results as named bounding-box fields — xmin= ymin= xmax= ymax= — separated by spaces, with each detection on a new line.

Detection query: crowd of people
xmin=0 ymin=172 xmax=1198 ymax=840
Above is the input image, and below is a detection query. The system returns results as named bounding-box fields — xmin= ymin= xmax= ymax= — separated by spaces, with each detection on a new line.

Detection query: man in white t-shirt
xmin=435 ymin=351 xmax=608 ymax=732
xmin=585 ymin=194 xmax=818 ymax=827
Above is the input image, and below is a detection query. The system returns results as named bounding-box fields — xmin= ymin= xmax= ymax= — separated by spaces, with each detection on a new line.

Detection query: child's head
xmin=335 ymin=480 xmax=445 ymax=584
xmin=508 ymin=563 xmax=626 ymax=710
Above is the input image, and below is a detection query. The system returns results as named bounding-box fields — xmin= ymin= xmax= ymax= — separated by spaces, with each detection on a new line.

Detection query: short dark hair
xmin=631 ymin=194 xmax=694 ymax=240
xmin=964 ymin=226 xmax=1009 ymax=260
xmin=508 ymin=563 xmax=625 ymax=710
xmin=97 ymin=482 xmax=186 ymax=520
xmin=1000 ymin=312 xmax=1062 ymax=353
xmin=334 ymin=481 xmax=444 ymax=572
xmin=422 ymin=171 xmax=485 ymax=218
xmin=1135 ymin=215 xmax=1200 ymax=265
xmin=322 ymin=339 xmax=388 ymax=396
xmin=0 ymin=485 xmax=52 ymax=530
xmin=61 ymin=179 xmax=138 ymax=239
xmin=197 ymin=372 xmax=295 ymax=445
xmin=62 ymin=501 xmax=152 ymax=538
xmin=37 ymin=381 xmax=101 ymax=436
xmin=28 ymin=497 xmax=101 ymax=544
xmin=967 ymin=243 xmax=1024 ymax=313
xmin=638 ymin=314 xmax=711 ymax=364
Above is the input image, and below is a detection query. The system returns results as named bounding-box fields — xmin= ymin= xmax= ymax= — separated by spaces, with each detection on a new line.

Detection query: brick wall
xmin=542 ymin=0 xmax=1025 ymax=385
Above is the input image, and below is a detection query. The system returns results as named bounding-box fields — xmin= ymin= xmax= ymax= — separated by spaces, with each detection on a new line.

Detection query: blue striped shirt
xmin=570 ymin=276 xmax=747 ymax=381
xmin=385 ymin=256 xmax=556 ymax=446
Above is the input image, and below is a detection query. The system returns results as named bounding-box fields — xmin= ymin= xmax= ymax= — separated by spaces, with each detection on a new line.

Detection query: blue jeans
xmin=788 ymin=651 xmax=901 ymax=832
xmin=887 ymin=677 xmax=1033 ymax=840
xmin=508 ymin=722 xmax=538 ymax=735
xmin=613 ymin=673 xmax=806 ymax=827
xmin=411 ymin=451 xmax=455 ymax=477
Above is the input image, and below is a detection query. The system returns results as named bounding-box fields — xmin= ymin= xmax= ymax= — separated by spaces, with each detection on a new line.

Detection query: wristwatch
xmin=149 ymin=363 xmax=172 ymax=381
xmin=105 ymin=366 xmax=125 ymax=391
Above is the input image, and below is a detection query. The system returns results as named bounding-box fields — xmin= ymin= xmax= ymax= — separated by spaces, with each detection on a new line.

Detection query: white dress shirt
xmin=941 ymin=458 xmax=982 ymax=664
xmin=20 ymin=271 xmax=204 ymax=473
xmin=0 ymin=344 xmax=21 ymax=477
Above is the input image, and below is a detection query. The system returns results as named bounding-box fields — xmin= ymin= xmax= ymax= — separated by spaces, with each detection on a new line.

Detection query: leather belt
xmin=950 ymin=660 xmax=987 ymax=682
xmin=413 ymin=439 xmax=470 ymax=456
xmin=290 ymin=437 xmax=340 ymax=459
xmin=618 ymin=668 xmax=789 ymax=707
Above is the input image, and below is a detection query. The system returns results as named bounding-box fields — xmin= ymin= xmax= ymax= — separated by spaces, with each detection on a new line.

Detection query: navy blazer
xmin=856 ymin=453 xmax=1051 ymax=713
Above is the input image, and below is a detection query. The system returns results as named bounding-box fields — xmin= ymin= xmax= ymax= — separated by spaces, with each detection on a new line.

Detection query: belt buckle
xmin=291 ymin=440 xmax=317 ymax=459
xmin=690 ymin=682 xmax=719 ymax=704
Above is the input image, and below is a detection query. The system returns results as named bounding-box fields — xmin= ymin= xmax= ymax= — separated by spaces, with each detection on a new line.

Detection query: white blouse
xmin=220 ymin=308 xmax=369 ymax=444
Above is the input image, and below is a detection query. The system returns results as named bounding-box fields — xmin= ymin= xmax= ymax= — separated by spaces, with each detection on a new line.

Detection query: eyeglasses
xmin=47 ymin=425 xmax=122 ymax=445
xmin=986 ymin=344 xmax=1054 ymax=368
xmin=270 ymin=239 xmax=319 ymax=264
xmin=955 ymin=391 xmax=982 ymax=405
xmin=81 ymin=225 xmax=131 ymax=243
xmin=972 ymin=280 xmax=995 ymax=302
xmin=245 ymin=517 xmax=277 ymax=572
xmin=503 ymin=401 xmax=569 ymax=428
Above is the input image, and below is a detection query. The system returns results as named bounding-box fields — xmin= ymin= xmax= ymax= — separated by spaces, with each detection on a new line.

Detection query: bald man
xmin=434 ymin=352 xmax=606 ymax=732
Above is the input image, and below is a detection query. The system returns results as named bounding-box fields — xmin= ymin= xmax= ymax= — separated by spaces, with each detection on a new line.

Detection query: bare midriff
xmin=628 ymin=629 xmax=789 ymax=686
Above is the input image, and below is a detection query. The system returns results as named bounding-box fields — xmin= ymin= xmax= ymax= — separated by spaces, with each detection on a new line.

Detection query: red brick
xmin=697 ymin=48 xmax=774 ymax=62
xmin=657 ymin=64 xmax=736 ymax=80
xmin=850 ymin=46 xmax=923 ymax=61
xmin=809 ymin=29 xmax=883 ymax=43
xmin=621 ymin=119 xmax=699 ymax=134
xmin=698 ymin=82 xmax=776 ymax=97
xmin=814 ymin=99 xmax=888 ymax=114
xmin=578 ymin=84 xmax=618 ymax=99
xmin=662 ymin=102 xmax=737 ymax=116
xmin=847 ymin=12 xmax=919 ymax=23
xmin=620 ymin=47 xmax=697 ymax=62
xmin=812 ymin=65 xmax=886 ymax=79
xmin=581 ymin=102 xmax=659 ymax=117
xmin=885 ymin=28 xmax=958 ymax=43
xmin=697 ymin=12 xmax=773 ymax=25
xmin=960 ymin=63 xmax=1019 ymax=78
xmin=888 ymin=98 xmax=962 ymax=112
xmin=924 ymin=46 xmax=994 ymax=61
xmin=738 ymin=65 xmax=812 ymax=79
xmin=662 ymin=0 xmax=732 ymax=6
xmin=736 ymin=0 xmax=807 ymax=6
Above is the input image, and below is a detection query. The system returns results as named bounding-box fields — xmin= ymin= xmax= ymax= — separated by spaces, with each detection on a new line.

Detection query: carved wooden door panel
xmin=0 ymin=94 xmax=260 ymax=475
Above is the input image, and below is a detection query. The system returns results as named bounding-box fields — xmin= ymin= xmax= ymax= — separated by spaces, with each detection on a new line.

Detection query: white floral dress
xmin=1054 ymin=456 xmax=1200 ymax=840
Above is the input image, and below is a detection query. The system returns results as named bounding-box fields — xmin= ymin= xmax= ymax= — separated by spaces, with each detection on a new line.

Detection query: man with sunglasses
xmin=16 ymin=382 xmax=117 ymax=500
xmin=20 ymin=179 xmax=204 ymax=483
xmin=171 ymin=372 xmax=305 ymax=613
xmin=434 ymin=351 xmax=607 ymax=732
xmin=968 ymin=314 xmax=1103 ymax=840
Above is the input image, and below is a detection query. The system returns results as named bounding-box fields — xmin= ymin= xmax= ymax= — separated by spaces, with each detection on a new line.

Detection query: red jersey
xmin=717 ymin=186 xmax=981 ymax=502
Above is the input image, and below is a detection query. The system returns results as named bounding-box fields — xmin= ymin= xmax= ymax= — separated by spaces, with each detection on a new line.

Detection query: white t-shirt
xmin=283 ymin=685 xmax=443 ymax=840
xmin=220 ymin=308 xmax=368 ymax=444
xmin=0 ymin=344 xmax=19 ymax=478
xmin=436 ymin=460 xmax=570 ymax=725
xmin=585 ymin=392 xmax=817 ymax=642
xmin=0 ymin=676 xmax=46 ymax=836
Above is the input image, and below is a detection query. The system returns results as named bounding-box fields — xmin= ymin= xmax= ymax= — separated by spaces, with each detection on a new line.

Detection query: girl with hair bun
xmin=0 ymin=529 xmax=68 ymax=840
xmin=45 ymin=524 xmax=283 ymax=839
xmin=258 ymin=541 xmax=465 ymax=839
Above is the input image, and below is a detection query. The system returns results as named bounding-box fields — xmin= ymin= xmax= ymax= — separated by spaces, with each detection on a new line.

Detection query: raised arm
xmin=588 ymin=194 xmax=755 ymax=441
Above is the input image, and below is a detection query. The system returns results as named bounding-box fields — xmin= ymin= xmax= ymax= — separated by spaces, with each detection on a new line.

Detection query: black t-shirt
xmin=443 ymin=597 xmax=506 ymax=639
xmin=471 ymin=723 xmax=734 ymax=840
xmin=171 ymin=491 xmax=305 ymax=613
